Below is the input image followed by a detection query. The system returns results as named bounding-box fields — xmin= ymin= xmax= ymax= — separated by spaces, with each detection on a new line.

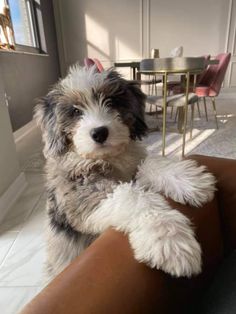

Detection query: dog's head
xmin=35 ymin=64 xmax=147 ymax=160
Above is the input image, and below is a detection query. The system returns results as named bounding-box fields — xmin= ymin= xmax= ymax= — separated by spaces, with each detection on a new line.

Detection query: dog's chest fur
xmin=45 ymin=142 xmax=146 ymax=279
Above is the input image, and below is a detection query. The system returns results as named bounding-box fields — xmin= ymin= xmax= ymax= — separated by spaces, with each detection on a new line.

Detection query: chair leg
xmin=150 ymin=104 xmax=153 ymax=113
xmin=190 ymin=103 xmax=195 ymax=140
xmin=170 ymin=106 xmax=174 ymax=118
xmin=211 ymin=97 xmax=219 ymax=129
xmin=174 ymin=107 xmax=179 ymax=122
xmin=203 ymin=97 xmax=208 ymax=121
xmin=197 ymin=99 xmax=201 ymax=118
xmin=156 ymin=106 xmax=159 ymax=119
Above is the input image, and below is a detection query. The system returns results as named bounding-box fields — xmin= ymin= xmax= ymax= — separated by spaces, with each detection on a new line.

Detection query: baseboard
xmin=0 ymin=172 xmax=28 ymax=224
xmin=14 ymin=119 xmax=37 ymax=143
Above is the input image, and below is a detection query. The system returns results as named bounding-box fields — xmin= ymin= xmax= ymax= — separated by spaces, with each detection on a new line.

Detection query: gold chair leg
xmin=177 ymin=107 xmax=184 ymax=133
xmin=182 ymin=72 xmax=190 ymax=157
xmin=174 ymin=107 xmax=178 ymax=122
xmin=170 ymin=106 xmax=174 ymax=118
xmin=190 ymin=103 xmax=195 ymax=140
xmin=197 ymin=99 xmax=201 ymax=118
xmin=203 ymin=97 xmax=208 ymax=121
xmin=211 ymin=97 xmax=219 ymax=129
xmin=155 ymin=81 xmax=158 ymax=95
xmin=148 ymin=79 xmax=151 ymax=94
xmin=162 ymin=72 xmax=168 ymax=156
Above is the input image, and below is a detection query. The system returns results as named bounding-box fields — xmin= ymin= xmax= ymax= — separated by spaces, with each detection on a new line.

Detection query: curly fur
xmin=35 ymin=64 xmax=216 ymax=282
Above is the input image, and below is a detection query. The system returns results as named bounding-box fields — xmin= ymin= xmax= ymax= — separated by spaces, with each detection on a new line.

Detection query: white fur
xmin=136 ymin=155 xmax=216 ymax=207
xmin=73 ymin=104 xmax=130 ymax=159
xmin=60 ymin=64 xmax=108 ymax=96
xmin=78 ymin=182 xmax=202 ymax=277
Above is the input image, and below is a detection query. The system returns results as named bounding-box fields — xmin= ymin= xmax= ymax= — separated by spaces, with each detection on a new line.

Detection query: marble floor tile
xmin=16 ymin=126 xmax=43 ymax=171
xmin=0 ymin=174 xmax=45 ymax=234
xmin=0 ymin=232 xmax=19 ymax=266
xmin=0 ymin=286 xmax=41 ymax=314
xmin=0 ymin=197 xmax=46 ymax=287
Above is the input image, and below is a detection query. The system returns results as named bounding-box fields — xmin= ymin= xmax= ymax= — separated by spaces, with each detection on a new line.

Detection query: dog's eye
xmin=72 ymin=106 xmax=82 ymax=116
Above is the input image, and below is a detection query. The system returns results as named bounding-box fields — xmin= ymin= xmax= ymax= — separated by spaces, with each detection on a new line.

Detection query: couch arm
xmin=21 ymin=229 xmax=180 ymax=314
xmin=20 ymin=155 xmax=225 ymax=314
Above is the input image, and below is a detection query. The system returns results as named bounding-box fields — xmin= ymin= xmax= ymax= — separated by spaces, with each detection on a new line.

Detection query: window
xmin=0 ymin=0 xmax=46 ymax=53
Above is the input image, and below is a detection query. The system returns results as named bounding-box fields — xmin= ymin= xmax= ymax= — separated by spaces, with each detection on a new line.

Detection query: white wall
xmin=0 ymin=78 xmax=21 ymax=196
xmin=149 ymin=0 xmax=229 ymax=57
xmin=53 ymin=0 xmax=235 ymax=92
xmin=0 ymin=71 xmax=27 ymax=222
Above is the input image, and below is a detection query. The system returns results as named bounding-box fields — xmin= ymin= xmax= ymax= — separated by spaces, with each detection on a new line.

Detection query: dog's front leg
xmin=136 ymin=156 xmax=216 ymax=207
xmin=74 ymin=182 xmax=201 ymax=278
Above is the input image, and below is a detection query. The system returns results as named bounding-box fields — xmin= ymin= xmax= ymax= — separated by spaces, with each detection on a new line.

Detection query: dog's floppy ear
xmin=34 ymin=91 xmax=68 ymax=158
xmin=126 ymin=81 xmax=148 ymax=140
xmin=105 ymin=70 xmax=148 ymax=140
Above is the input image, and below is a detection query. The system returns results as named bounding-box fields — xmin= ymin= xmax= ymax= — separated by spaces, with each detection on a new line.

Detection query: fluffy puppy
xmin=35 ymin=64 xmax=216 ymax=282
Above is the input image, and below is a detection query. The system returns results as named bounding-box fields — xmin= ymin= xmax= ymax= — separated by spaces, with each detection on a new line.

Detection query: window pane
xmin=8 ymin=0 xmax=36 ymax=46
xmin=0 ymin=0 xmax=15 ymax=47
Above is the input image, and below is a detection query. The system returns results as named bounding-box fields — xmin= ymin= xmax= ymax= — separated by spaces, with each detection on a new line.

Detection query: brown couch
xmin=20 ymin=155 xmax=236 ymax=314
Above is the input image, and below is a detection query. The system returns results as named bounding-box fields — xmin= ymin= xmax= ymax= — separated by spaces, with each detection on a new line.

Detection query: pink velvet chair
xmin=170 ymin=55 xmax=211 ymax=119
xmin=93 ymin=58 xmax=104 ymax=72
xmin=84 ymin=57 xmax=96 ymax=69
xmin=194 ymin=53 xmax=231 ymax=128
xmin=170 ymin=55 xmax=210 ymax=94
xmin=84 ymin=58 xmax=104 ymax=73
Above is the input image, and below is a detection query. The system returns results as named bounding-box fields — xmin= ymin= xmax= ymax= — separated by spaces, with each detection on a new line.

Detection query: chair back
xmin=169 ymin=46 xmax=183 ymax=57
xmin=151 ymin=48 xmax=160 ymax=58
xmin=84 ymin=57 xmax=95 ymax=68
xmin=84 ymin=58 xmax=104 ymax=73
xmin=196 ymin=54 xmax=211 ymax=83
xmin=198 ymin=53 xmax=231 ymax=96
xmin=93 ymin=58 xmax=104 ymax=72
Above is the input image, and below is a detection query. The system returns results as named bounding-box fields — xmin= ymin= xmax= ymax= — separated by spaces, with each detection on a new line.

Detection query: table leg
xmin=162 ymin=72 xmax=168 ymax=156
xmin=132 ymin=67 xmax=136 ymax=80
xmin=182 ymin=72 xmax=190 ymax=157
xmin=136 ymin=71 xmax=141 ymax=81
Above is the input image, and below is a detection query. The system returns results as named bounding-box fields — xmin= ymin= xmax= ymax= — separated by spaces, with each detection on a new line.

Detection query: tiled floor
xmin=0 ymin=128 xmax=46 ymax=314
xmin=0 ymin=98 xmax=235 ymax=313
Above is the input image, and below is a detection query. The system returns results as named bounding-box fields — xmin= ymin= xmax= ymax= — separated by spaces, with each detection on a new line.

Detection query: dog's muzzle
xmin=90 ymin=126 xmax=109 ymax=144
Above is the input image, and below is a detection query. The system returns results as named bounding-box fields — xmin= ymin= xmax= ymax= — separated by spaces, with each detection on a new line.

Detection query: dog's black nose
xmin=90 ymin=126 xmax=109 ymax=144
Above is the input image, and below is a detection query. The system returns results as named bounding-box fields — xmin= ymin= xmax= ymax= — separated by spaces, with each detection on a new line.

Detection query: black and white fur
xmin=35 ymin=64 xmax=216 ymax=282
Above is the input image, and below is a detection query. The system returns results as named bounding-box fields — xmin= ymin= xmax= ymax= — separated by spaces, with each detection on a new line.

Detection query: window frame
xmin=7 ymin=0 xmax=46 ymax=54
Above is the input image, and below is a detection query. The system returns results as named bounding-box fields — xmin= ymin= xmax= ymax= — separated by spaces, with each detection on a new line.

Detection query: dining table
xmin=115 ymin=57 xmax=219 ymax=156
xmin=114 ymin=59 xmax=218 ymax=80
xmin=114 ymin=61 xmax=140 ymax=79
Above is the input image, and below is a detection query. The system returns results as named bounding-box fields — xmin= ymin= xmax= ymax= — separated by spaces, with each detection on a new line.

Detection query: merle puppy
xmin=35 ymin=64 xmax=215 ymax=282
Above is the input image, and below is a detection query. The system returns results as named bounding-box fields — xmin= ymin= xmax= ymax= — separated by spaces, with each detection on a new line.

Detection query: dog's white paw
xmin=166 ymin=159 xmax=216 ymax=207
xmin=137 ymin=157 xmax=216 ymax=207
xmin=129 ymin=209 xmax=202 ymax=277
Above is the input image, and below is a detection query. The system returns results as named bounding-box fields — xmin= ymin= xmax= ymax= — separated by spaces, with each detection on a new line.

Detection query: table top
xmin=114 ymin=61 xmax=140 ymax=68
xmin=114 ymin=58 xmax=219 ymax=69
